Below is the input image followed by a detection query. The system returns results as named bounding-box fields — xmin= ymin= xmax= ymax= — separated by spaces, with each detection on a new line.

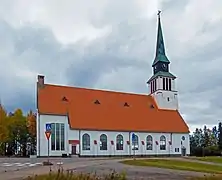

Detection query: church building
xmin=36 ymin=12 xmax=190 ymax=157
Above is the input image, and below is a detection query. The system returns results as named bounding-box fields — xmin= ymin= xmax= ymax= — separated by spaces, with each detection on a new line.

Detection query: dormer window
xmin=62 ymin=96 xmax=68 ymax=102
xmin=124 ymin=102 xmax=129 ymax=107
xmin=150 ymin=104 xmax=155 ymax=109
xmin=94 ymin=100 xmax=100 ymax=104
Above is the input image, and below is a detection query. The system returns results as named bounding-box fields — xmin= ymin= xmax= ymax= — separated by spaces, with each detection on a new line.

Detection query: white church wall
xmin=37 ymin=114 xmax=190 ymax=157
xmin=77 ymin=130 xmax=190 ymax=156
xmin=152 ymin=90 xmax=178 ymax=110
xmin=37 ymin=114 xmax=69 ymax=157
xmin=79 ymin=130 xmax=130 ymax=156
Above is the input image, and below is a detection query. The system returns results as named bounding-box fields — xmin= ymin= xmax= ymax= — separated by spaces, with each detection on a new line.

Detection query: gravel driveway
xmin=0 ymin=157 xmax=215 ymax=180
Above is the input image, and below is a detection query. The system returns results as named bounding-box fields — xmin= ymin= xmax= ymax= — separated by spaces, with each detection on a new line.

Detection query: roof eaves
xmin=147 ymin=71 xmax=176 ymax=83
xmin=69 ymin=127 xmax=189 ymax=133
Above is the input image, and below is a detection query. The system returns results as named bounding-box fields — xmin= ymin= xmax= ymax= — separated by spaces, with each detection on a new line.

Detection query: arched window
xmin=146 ymin=135 xmax=153 ymax=150
xmin=82 ymin=133 xmax=90 ymax=150
xmin=132 ymin=134 xmax=139 ymax=150
xmin=100 ymin=134 xmax=107 ymax=150
xmin=160 ymin=135 xmax=166 ymax=150
xmin=116 ymin=134 xmax=124 ymax=150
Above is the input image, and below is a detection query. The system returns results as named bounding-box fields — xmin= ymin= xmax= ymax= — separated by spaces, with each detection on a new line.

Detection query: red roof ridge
xmin=44 ymin=83 xmax=149 ymax=98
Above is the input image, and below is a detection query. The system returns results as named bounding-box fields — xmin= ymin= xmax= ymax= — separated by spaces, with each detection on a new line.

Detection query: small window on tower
xmin=167 ymin=97 xmax=170 ymax=101
xmin=169 ymin=79 xmax=172 ymax=91
xmin=163 ymin=78 xmax=166 ymax=90
xmin=124 ymin=102 xmax=129 ymax=107
xmin=94 ymin=100 xmax=100 ymax=104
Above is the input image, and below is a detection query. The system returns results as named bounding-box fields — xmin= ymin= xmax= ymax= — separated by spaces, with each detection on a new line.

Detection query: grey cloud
xmin=0 ymin=1 xmax=222 ymax=131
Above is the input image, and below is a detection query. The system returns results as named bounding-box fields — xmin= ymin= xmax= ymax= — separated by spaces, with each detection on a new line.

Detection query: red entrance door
xmin=71 ymin=145 xmax=76 ymax=155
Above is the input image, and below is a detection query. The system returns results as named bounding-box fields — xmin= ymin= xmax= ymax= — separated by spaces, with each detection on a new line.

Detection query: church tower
xmin=147 ymin=11 xmax=178 ymax=110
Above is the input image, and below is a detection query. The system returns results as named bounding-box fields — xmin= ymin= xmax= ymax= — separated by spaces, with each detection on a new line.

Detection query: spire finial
xmin=157 ymin=10 xmax=161 ymax=17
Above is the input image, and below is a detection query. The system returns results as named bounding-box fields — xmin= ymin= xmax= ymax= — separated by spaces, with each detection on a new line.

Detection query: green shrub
xmin=24 ymin=169 xmax=127 ymax=180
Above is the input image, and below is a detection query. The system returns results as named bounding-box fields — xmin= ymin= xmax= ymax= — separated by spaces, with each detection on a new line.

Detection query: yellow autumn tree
xmin=0 ymin=104 xmax=9 ymax=155
xmin=27 ymin=110 xmax=36 ymax=137
xmin=0 ymin=104 xmax=8 ymax=141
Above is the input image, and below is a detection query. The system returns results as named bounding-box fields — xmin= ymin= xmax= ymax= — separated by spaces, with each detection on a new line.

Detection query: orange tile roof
xmin=37 ymin=84 xmax=189 ymax=133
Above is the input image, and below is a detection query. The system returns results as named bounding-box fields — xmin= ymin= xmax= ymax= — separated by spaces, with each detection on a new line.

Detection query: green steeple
xmin=152 ymin=11 xmax=170 ymax=67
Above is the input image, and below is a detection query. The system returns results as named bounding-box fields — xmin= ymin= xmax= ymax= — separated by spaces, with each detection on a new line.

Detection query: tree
xmin=7 ymin=109 xmax=29 ymax=156
xmin=0 ymin=104 xmax=9 ymax=155
xmin=26 ymin=110 xmax=37 ymax=155
xmin=203 ymin=125 xmax=210 ymax=148
xmin=218 ymin=122 xmax=222 ymax=151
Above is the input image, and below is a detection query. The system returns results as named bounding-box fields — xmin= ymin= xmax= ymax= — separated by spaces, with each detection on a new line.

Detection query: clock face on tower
xmin=162 ymin=64 xmax=167 ymax=70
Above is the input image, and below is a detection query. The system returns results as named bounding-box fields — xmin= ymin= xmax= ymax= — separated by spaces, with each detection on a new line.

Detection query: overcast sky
xmin=0 ymin=0 xmax=221 ymax=132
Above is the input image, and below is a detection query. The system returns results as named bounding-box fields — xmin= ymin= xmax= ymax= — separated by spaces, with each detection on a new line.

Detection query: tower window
xmin=166 ymin=78 xmax=168 ymax=90
xmin=169 ymin=79 xmax=172 ymax=91
xmin=151 ymin=81 xmax=154 ymax=93
xmin=163 ymin=78 xmax=165 ymax=90
xmin=154 ymin=79 xmax=157 ymax=91
xmin=167 ymin=97 xmax=170 ymax=101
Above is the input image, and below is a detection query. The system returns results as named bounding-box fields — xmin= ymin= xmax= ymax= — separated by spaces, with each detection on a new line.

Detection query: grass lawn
xmin=121 ymin=159 xmax=222 ymax=174
xmin=194 ymin=157 xmax=222 ymax=164
xmin=189 ymin=175 xmax=222 ymax=180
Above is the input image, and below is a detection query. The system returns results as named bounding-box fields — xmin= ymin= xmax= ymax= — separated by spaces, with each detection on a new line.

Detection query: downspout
xmin=129 ymin=132 xmax=131 ymax=156
xmin=79 ymin=130 xmax=81 ymax=156
xmin=38 ymin=111 xmax=40 ymax=157
xmin=66 ymin=115 xmax=69 ymax=156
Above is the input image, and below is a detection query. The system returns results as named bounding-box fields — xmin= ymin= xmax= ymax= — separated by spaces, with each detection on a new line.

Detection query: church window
xmin=163 ymin=78 xmax=165 ymax=90
xmin=132 ymin=134 xmax=139 ymax=150
xmin=146 ymin=135 xmax=153 ymax=150
xmin=167 ymin=97 xmax=170 ymax=101
xmin=51 ymin=123 xmax=55 ymax=150
xmin=166 ymin=78 xmax=168 ymax=90
xmin=51 ymin=123 xmax=65 ymax=151
xmin=116 ymin=134 xmax=124 ymax=150
xmin=160 ymin=135 xmax=166 ymax=150
xmin=100 ymin=134 xmax=107 ymax=150
xmin=169 ymin=79 xmax=172 ymax=91
xmin=82 ymin=133 xmax=90 ymax=150
xmin=56 ymin=123 xmax=60 ymax=150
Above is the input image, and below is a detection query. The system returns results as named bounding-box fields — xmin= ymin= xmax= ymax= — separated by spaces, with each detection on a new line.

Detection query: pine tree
xmin=203 ymin=125 xmax=210 ymax=148
xmin=218 ymin=122 xmax=222 ymax=151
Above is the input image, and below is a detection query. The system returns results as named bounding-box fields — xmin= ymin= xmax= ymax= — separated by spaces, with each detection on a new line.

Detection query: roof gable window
xmin=94 ymin=100 xmax=100 ymax=104
xmin=62 ymin=96 xmax=68 ymax=102
xmin=124 ymin=102 xmax=129 ymax=107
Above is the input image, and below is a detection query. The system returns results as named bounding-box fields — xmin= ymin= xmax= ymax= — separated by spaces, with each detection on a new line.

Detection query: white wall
xmin=68 ymin=129 xmax=80 ymax=155
xmin=78 ymin=130 xmax=190 ymax=157
xmin=152 ymin=90 xmax=179 ymax=110
xmin=37 ymin=114 xmax=69 ymax=157
xmin=37 ymin=114 xmax=190 ymax=157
